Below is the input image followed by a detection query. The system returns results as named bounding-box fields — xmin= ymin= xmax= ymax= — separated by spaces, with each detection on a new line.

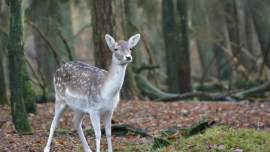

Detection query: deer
xmin=44 ymin=34 xmax=140 ymax=152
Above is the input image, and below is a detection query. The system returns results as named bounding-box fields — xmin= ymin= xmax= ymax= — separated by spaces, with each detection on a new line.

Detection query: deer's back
xmin=54 ymin=61 xmax=107 ymax=103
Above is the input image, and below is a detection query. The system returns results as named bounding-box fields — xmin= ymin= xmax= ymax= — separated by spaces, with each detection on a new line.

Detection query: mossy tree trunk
xmin=162 ymin=0 xmax=180 ymax=93
xmin=8 ymin=0 xmax=33 ymax=133
xmin=177 ymin=0 xmax=192 ymax=93
xmin=22 ymin=64 xmax=37 ymax=113
xmin=90 ymin=0 xmax=139 ymax=100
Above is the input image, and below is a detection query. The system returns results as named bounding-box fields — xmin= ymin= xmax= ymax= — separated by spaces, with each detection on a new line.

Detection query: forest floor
xmin=0 ymin=101 xmax=270 ymax=151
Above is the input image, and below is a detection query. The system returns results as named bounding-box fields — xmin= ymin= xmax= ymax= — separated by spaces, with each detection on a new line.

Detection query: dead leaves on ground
xmin=0 ymin=101 xmax=270 ymax=151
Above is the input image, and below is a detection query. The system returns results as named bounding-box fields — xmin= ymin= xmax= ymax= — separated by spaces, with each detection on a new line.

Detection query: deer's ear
xmin=105 ymin=34 xmax=115 ymax=49
xmin=128 ymin=34 xmax=140 ymax=47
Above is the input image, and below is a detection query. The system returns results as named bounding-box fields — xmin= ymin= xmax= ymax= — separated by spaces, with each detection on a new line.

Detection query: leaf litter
xmin=0 ymin=100 xmax=270 ymax=151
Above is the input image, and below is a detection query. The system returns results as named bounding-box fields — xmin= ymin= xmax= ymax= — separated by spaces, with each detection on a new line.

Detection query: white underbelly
xmin=65 ymin=89 xmax=120 ymax=115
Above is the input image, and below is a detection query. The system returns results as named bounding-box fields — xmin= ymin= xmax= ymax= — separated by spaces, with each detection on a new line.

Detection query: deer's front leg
xmin=104 ymin=112 xmax=113 ymax=152
xmin=89 ymin=111 xmax=101 ymax=152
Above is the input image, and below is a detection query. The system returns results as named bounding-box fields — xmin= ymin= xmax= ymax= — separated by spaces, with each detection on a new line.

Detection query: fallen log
xmin=232 ymin=80 xmax=270 ymax=100
xmin=135 ymin=74 xmax=233 ymax=101
xmin=134 ymin=74 xmax=179 ymax=100
xmin=133 ymin=64 xmax=160 ymax=73
xmin=86 ymin=124 xmax=149 ymax=137
xmin=158 ymin=92 xmax=233 ymax=102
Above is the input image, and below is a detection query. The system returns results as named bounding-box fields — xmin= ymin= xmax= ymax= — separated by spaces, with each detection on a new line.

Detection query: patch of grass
xmin=173 ymin=126 xmax=270 ymax=151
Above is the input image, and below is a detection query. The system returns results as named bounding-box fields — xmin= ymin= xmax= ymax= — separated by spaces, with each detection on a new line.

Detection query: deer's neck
xmin=102 ymin=62 xmax=127 ymax=97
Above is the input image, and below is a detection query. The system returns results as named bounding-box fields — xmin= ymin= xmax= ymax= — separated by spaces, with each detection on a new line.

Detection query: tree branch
xmin=24 ymin=18 xmax=60 ymax=67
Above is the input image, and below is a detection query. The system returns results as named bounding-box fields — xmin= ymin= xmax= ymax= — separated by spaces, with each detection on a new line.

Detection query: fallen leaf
xmin=59 ymin=140 xmax=65 ymax=145
xmin=119 ymin=145 xmax=123 ymax=149
xmin=166 ymin=147 xmax=172 ymax=151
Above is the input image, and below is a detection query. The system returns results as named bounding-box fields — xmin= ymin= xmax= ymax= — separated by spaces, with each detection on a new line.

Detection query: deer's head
xmin=105 ymin=34 xmax=140 ymax=65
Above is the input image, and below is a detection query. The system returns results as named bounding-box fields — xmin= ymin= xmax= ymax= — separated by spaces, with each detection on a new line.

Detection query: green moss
xmin=175 ymin=126 xmax=270 ymax=151
xmin=22 ymin=60 xmax=37 ymax=113
xmin=0 ymin=93 xmax=9 ymax=105
xmin=23 ymin=81 xmax=37 ymax=113
xmin=12 ymin=102 xmax=33 ymax=133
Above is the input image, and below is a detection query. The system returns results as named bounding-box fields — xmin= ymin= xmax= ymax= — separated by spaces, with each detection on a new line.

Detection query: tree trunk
xmin=210 ymin=12 xmax=230 ymax=80
xmin=8 ymin=0 xmax=33 ymax=133
xmin=22 ymin=63 xmax=37 ymax=113
xmin=244 ymin=5 xmax=254 ymax=55
xmin=177 ymin=0 xmax=192 ymax=93
xmin=223 ymin=0 xmax=252 ymax=73
xmin=162 ymin=0 xmax=180 ymax=93
xmin=251 ymin=2 xmax=270 ymax=69
xmin=0 ymin=3 xmax=9 ymax=105
xmin=90 ymin=0 xmax=139 ymax=100
xmin=0 ymin=38 xmax=9 ymax=105
xmin=124 ymin=0 xmax=141 ymax=66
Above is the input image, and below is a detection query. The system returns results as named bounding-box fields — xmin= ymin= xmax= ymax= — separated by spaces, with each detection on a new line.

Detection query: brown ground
xmin=0 ymin=101 xmax=270 ymax=151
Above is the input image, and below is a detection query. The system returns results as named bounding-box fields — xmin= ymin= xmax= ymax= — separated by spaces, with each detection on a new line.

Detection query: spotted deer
xmin=44 ymin=34 xmax=140 ymax=152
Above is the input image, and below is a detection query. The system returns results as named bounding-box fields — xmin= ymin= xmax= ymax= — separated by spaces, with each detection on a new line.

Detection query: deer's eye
xmin=114 ymin=48 xmax=118 ymax=51
xmin=130 ymin=48 xmax=132 ymax=51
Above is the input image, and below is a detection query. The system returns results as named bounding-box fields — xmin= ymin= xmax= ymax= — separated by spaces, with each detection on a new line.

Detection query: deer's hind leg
xmin=44 ymin=101 xmax=67 ymax=152
xmin=72 ymin=112 xmax=92 ymax=152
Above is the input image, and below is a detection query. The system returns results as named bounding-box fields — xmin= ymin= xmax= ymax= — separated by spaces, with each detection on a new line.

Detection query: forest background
xmin=1 ymin=0 xmax=270 ymax=151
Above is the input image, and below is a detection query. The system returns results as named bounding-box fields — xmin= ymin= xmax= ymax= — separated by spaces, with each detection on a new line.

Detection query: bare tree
xmin=177 ymin=0 xmax=192 ymax=93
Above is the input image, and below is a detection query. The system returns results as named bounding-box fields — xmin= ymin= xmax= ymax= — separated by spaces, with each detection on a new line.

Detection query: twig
xmin=24 ymin=18 xmax=60 ymax=67
xmin=57 ymin=28 xmax=73 ymax=61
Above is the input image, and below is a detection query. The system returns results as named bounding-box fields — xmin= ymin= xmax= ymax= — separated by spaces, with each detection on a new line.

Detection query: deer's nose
xmin=125 ymin=55 xmax=132 ymax=61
